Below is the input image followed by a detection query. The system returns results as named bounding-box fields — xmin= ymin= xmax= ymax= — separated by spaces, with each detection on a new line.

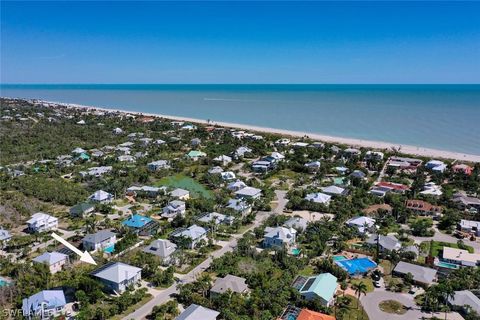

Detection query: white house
xmin=32 ymin=252 xmax=69 ymax=274
xmin=346 ymin=216 xmax=376 ymax=234
xmin=442 ymin=247 xmax=480 ymax=267
xmin=263 ymin=226 xmax=296 ymax=248
xmin=162 ymin=200 xmax=186 ymax=219
xmin=305 ymin=192 xmax=331 ymax=205
xmin=226 ymin=199 xmax=252 ymax=216
xmin=426 ymin=160 xmax=447 ymax=173
xmin=220 ymin=171 xmax=236 ymax=181
xmin=227 ymin=180 xmax=247 ymax=192
xmin=213 ymin=155 xmax=232 ymax=165
xmin=169 ymin=188 xmax=190 ymax=200
xmin=0 ymin=228 xmax=12 ymax=248
xmin=235 ymin=186 xmax=262 ymax=200
xmin=147 ymin=160 xmax=170 ymax=171
xmin=91 ymin=262 xmax=142 ymax=293
xmin=171 ymin=225 xmax=208 ymax=249
xmin=22 ymin=290 xmax=67 ymax=320
xmin=89 ymin=190 xmax=114 ymax=203
xmin=321 ymin=185 xmax=348 ymax=197
xmin=234 ymin=146 xmax=252 ymax=158
xmin=143 ymin=239 xmax=177 ymax=265
xmin=27 ymin=213 xmax=58 ymax=233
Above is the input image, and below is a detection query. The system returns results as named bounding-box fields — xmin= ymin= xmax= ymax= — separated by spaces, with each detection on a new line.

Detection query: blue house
xmin=122 ymin=214 xmax=158 ymax=236
xmin=22 ymin=290 xmax=67 ymax=320
xmin=293 ymin=273 xmax=338 ymax=306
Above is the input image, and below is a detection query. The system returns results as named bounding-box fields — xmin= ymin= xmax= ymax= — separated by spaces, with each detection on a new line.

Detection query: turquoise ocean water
xmin=1 ymin=84 xmax=479 ymax=155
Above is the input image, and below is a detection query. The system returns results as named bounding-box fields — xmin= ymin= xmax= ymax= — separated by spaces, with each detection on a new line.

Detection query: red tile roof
xmin=405 ymin=200 xmax=442 ymax=213
xmin=297 ymin=309 xmax=335 ymax=320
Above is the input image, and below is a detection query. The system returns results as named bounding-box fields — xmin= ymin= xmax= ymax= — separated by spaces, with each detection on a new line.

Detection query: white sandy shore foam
xmin=32 ymin=99 xmax=480 ymax=162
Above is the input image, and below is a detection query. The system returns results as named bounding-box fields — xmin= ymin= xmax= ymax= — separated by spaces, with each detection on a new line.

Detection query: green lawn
xmin=298 ymin=265 xmax=315 ymax=277
xmin=350 ymin=278 xmax=374 ymax=293
xmin=339 ymin=295 xmax=369 ymax=320
xmin=420 ymin=240 xmax=474 ymax=257
xmin=379 ymin=300 xmax=407 ymax=315
xmin=156 ymin=174 xmax=213 ymax=199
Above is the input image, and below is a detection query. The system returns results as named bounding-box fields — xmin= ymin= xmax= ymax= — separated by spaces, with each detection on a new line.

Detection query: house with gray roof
xmin=449 ymin=290 xmax=480 ymax=315
xmin=366 ymin=234 xmax=401 ymax=252
xmin=143 ymin=239 xmax=177 ymax=265
xmin=0 ymin=228 xmax=12 ymax=249
xmin=171 ymin=225 xmax=208 ymax=249
xmin=169 ymin=188 xmax=190 ymax=200
xmin=33 ymin=252 xmax=69 ymax=274
xmin=91 ymin=262 xmax=141 ymax=293
xmin=162 ymin=200 xmax=186 ymax=219
xmin=70 ymin=202 xmax=95 ymax=218
xmin=22 ymin=290 xmax=66 ymax=320
xmin=321 ymin=185 xmax=349 ymax=197
xmin=263 ymin=226 xmax=296 ymax=249
xmin=83 ymin=230 xmax=117 ymax=252
xmin=176 ymin=304 xmax=219 ymax=320
xmin=210 ymin=274 xmax=249 ymax=296
xmin=226 ymin=198 xmax=252 ymax=217
xmin=393 ymin=261 xmax=437 ymax=287
xmin=198 ymin=212 xmax=234 ymax=226
xmin=235 ymin=186 xmax=262 ymax=200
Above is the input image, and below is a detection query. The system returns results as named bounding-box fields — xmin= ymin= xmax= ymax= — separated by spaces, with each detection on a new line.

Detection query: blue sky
xmin=1 ymin=1 xmax=479 ymax=84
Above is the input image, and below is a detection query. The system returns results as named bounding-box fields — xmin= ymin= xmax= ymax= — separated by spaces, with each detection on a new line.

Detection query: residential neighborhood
xmin=0 ymin=98 xmax=479 ymax=320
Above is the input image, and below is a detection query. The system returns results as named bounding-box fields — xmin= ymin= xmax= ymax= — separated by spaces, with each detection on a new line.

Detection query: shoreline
xmin=12 ymin=97 xmax=480 ymax=162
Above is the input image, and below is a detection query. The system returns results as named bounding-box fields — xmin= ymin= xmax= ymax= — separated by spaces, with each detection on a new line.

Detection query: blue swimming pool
xmin=333 ymin=255 xmax=348 ymax=261
xmin=436 ymin=261 xmax=459 ymax=269
xmin=104 ymin=245 xmax=115 ymax=253
xmin=335 ymin=257 xmax=377 ymax=275
xmin=292 ymin=248 xmax=301 ymax=256
xmin=0 ymin=278 xmax=10 ymax=287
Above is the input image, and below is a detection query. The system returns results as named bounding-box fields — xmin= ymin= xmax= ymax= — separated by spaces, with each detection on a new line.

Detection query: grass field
xmin=379 ymin=300 xmax=407 ymax=315
xmin=350 ymin=278 xmax=374 ymax=293
xmin=157 ymin=174 xmax=213 ymax=199
xmin=420 ymin=240 xmax=474 ymax=257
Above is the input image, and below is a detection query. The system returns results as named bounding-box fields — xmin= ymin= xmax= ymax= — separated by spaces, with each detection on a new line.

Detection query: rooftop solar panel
xmin=301 ymin=277 xmax=316 ymax=292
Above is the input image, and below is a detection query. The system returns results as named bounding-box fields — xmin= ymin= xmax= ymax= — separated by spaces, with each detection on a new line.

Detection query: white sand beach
xmin=37 ymin=99 xmax=480 ymax=163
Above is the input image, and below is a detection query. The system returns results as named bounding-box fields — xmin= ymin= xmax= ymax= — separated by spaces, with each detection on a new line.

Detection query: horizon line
xmin=2 ymin=83 xmax=480 ymax=86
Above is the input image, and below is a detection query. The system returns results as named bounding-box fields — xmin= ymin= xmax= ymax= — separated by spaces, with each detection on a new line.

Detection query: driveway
xmin=273 ymin=190 xmax=288 ymax=214
xmin=121 ymin=210 xmax=271 ymax=320
xmin=361 ymin=289 xmax=463 ymax=320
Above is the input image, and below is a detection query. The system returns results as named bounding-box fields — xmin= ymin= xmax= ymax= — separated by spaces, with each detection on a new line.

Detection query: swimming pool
xmin=292 ymin=248 xmax=301 ymax=256
xmin=436 ymin=261 xmax=459 ymax=269
xmin=333 ymin=255 xmax=348 ymax=261
xmin=335 ymin=257 xmax=377 ymax=275
xmin=0 ymin=278 xmax=10 ymax=287
xmin=104 ymin=245 xmax=115 ymax=254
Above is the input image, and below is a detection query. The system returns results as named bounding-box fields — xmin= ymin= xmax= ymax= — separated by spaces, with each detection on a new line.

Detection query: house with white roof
xmin=442 ymin=247 xmax=480 ymax=267
xmin=221 ymin=171 xmax=236 ymax=181
xmin=234 ymin=146 xmax=252 ymax=158
xmin=147 ymin=160 xmax=170 ymax=171
xmin=226 ymin=199 xmax=252 ymax=216
xmin=235 ymin=186 xmax=262 ymax=200
xmin=169 ymin=188 xmax=190 ymax=200
xmin=304 ymin=161 xmax=321 ymax=173
xmin=27 ymin=213 xmax=58 ymax=233
xmin=118 ymin=155 xmax=136 ymax=163
xmin=305 ymin=192 xmax=331 ymax=205
xmin=83 ymin=230 xmax=117 ymax=252
xmin=176 ymin=304 xmax=219 ymax=320
xmin=208 ymin=166 xmax=224 ymax=174
xmin=284 ymin=216 xmax=309 ymax=232
xmin=112 ymin=127 xmax=123 ymax=135
xmin=198 ymin=212 xmax=234 ymax=226
xmin=420 ymin=182 xmax=443 ymax=196
xmin=263 ymin=226 xmax=296 ymax=249
xmin=171 ymin=225 xmax=208 ymax=249
xmin=162 ymin=200 xmax=186 ymax=219
xmin=346 ymin=216 xmax=376 ymax=234
xmin=89 ymin=190 xmax=114 ymax=203
xmin=33 ymin=252 xmax=69 ymax=274
xmin=366 ymin=234 xmax=401 ymax=252
xmin=143 ymin=239 xmax=177 ymax=265
xmin=458 ymin=219 xmax=480 ymax=236
xmin=91 ymin=262 xmax=142 ymax=293
xmin=210 ymin=274 xmax=249 ymax=296
xmin=275 ymin=138 xmax=290 ymax=146
xmin=22 ymin=290 xmax=67 ymax=320
xmin=426 ymin=160 xmax=447 ymax=173
xmin=213 ymin=155 xmax=232 ymax=165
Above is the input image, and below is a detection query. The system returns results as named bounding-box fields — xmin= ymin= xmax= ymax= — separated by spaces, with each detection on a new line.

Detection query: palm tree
xmin=352 ymin=282 xmax=368 ymax=314
xmin=442 ymin=285 xmax=455 ymax=320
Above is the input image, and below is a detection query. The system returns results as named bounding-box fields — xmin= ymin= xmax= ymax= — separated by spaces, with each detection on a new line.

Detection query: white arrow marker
xmin=51 ymin=232 xmax=97 ymax=265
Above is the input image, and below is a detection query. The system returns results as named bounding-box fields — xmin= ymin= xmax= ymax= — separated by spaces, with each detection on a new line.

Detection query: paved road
xmin=410 ymin=225 xmax=480 ymax=253
xmin=361 ymin=289 xmax=463 ymax=320
xmin=121 ymin=210 xmax=271 ymax=320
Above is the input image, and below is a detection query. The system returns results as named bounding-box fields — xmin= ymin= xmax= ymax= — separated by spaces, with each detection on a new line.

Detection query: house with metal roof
xmin=263 ymin=226 xmax=296 ymax=249
xmin=198 ymin=212 xmax=234 ymax=226
xmin=143 ymin=239 xmax=177 ymax=265
xmin=186 ymin=150 xmax=206 ymax=160
xmin=162 ymin=200 xmax=186 ymax=219
xmin=366 ymin=234 xmax=401 ymax=252
xmin=171 ymin=225 xmax=208 ymax=249
xmin=235 ymin=186 xmax=262 ymax=200
xmin=210 ymin=274 xmax=249 ymax=296
xmin=0 ymin=228 xmax=12 ymax=249
xmin=321 ymin=185 xmax=349 ymax=197
xmin=176 ymin=304 xmax=219 ymax=320
xmin=91 ymin=262 xmax=142 ymax=293
xmin=27 ymin=212 xmax=58 ymax=233
xmin=22 ymin=290 xmax=67 ymax=320
xmin=83 ymin=230 xmax=117 ymax=252
xmin=305 ymin=192 xmax=331 ymax=205
xmin=169 ymin=188 xmax=190 ymax=200
xmin=33 ymin=252 xmax=69 ymax=274
xmin=88 ymin=190 xmax=114 ymax=203
xmin=449 ymin=290 xmax=480 ymax=315
xmin=70 ymin=202 xmax=95 ymax=218
xmin=226 ymin=198 xmax=252 ymax=217
xmin=122 ymin=214 xmax=158 ymax=236
xmin=147 ymin=160 xmax=170 ymax=171
xmin=293 ymin=273 xmax=338 ymax=306
xmin=346 ymin=216 xmax=376 ymax=234
xmin=393 ymin=261 xmax=437 ymax=287
xmin=284 ymin=216 xmax=309 ymax=232
xmin=227 ymin=180 xmax=247 ymax=192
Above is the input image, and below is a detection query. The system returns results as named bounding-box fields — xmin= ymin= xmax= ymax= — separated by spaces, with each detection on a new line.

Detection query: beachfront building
xmin=176 ymin=304 xmax=220 ymax=320
xmin=293 ymin=273 xmax=338 ymax=306
xmin=458 ymin=219 xmax=480 ymax=236
xmin=27 ymin=212 xmax=58 ymax=233
xmin=393 ymin=261 xmax=437 ymax=287
xmin=22 ymin=290 xmax=67 ymax=320
xmin=452 ymin=164 xmax=473 ymax=176
xmin=420 ymin=182 xmax=443 ymax=196
xmin=91 ymin=262 xmax=142 ymax=293
xmin=32 ymin=252 xmax=69 ymax=274
xmin=425 ymin=160 xmax=447 ymax=173
xmin=305 ymin=192 xmax=331 ymax=205
xmin=143 ymin=239 xmax=177 ymax=265
xmin=387 ymin=156 xmax=423 ymax=171
xmin=82 ymin=230 xmax=117 ymax=252
xmin=235 ymin=186 xmax=262 ymax=200
xmin=441 ymin=247 xmax=480 ymax=267
xmin=88 ymin=190 xmax=114 ymax=203
xmin=346 ymin=216 xmax=376 ymax=234
xmin=365 ymin=151 xmax=384 ymax=161
xmin=210 ymin=274 xmax=249 ymax=297
xmin=263 ymin=226 xmax=297 ymax=249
